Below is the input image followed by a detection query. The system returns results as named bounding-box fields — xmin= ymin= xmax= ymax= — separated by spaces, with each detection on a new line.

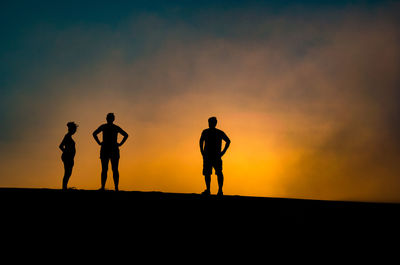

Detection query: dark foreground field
xmin=1 ymin=187 xmax=400 ymax=256
xmin=2 ymin=188 xmax=399 ymax=230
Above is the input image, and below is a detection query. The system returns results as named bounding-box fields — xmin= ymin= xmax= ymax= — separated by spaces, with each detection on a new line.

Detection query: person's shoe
xmin=217 ymin=190 xmax=223 ymax=196
xmin=201 ymin=189 xmax=210 ymax=196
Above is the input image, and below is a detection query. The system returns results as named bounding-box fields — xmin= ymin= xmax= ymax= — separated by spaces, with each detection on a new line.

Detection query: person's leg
xmin=111 ymin=156 xmax=120 ymax=191
xmin=62 ymin=160 xmax=73 ymax=190
xmin=215 ymin=158 xmax=223 ymax=195
xmin=100 ymin=158 xmax=109 ymax=190
xmin=216 ymin=172 xmax=224 ymax=195
xmin=202 ymin=157 xmax=212 ymax=194
xmin=204 ymin=174 xmax=211 ymax=194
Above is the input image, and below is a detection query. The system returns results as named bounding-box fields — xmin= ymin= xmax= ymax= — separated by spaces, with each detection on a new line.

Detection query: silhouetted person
xmin=199 ymin=117 xmax=231 ymax=196
xmin=59 ymin=122 xmax=78 ymax=190
xmin=93 ymin=113 xmax=128 ymax=191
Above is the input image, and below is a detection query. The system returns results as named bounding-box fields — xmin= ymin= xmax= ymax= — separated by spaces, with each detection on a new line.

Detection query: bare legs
xmin=204 ymin=174 xmax=211 ymax=194
xmin=100 ymin=157 xmax=120 ymax=191
xmin=62 ymin=159 xmax=74 ymax=190
xmin=203 ymin=173 xmax=223 ymax=195
xmin=112 ymin=157 xmax=119 ymax=191
xmin=217 ymin=173 xmax=223 ymax=195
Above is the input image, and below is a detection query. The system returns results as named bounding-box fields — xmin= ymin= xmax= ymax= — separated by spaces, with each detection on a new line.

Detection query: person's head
xmin=208 ymin=117 xmax=217 ymax=128
xmin=67 ymin=122 xmax=77 ymax=135
xmin=106 ymin=113 xmax=115 ymax=124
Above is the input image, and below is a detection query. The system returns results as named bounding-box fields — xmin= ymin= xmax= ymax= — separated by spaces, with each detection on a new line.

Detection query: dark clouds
xmin=0 ymin=1 xmax=400 ymax=201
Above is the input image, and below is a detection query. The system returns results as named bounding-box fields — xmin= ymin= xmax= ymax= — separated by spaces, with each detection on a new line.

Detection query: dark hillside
xmin=2 ymin=188 xmax=399 ymax=228
xmin=1 ymin=187 xmax=399 ymax=255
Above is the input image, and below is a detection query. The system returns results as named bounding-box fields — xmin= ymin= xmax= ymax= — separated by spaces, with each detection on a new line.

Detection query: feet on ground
xmin=201 ymin=189 xmax=211 ymax=195
xmin=217 ymin=190 xmax=223 ymax=196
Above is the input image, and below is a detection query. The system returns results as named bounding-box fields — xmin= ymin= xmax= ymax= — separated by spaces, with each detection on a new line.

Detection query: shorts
xmin=203 ymin=156 xmax=223 ymax=176
xmin=100 ymin=147 xmax=120 ymax=160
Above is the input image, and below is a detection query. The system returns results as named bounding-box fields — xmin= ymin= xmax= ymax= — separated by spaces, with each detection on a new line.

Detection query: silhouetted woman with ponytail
xmin=59 ymin=122 xmax=77 ymax=190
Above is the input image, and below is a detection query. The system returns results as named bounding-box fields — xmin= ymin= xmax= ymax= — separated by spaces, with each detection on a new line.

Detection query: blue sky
xmin=0 ymin=0 xmax=397 ymax=142
xmin=0 ymin=0 xmax=389 ymax=92
xmin=1 ymin=0 xmax=400 ymax=201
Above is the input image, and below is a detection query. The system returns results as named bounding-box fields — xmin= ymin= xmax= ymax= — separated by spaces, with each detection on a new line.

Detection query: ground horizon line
xmin=1 ymin=186 xmax=399 ymax=205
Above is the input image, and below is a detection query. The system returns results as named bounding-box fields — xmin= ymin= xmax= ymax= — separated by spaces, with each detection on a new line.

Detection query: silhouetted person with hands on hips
xmin=59 ymin=122 xmax=78 ymax=190
xmin=93 ymin=113 xmax=128 ymax=191
xmin=200 ymin=117 xmax=231 ymax=196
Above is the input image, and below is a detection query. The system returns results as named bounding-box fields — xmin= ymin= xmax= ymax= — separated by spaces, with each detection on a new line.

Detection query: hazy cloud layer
xmin=1 ymin=2 xmax=400 ymax=201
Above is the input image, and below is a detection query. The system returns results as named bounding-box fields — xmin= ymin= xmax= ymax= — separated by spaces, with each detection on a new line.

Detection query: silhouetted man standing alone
xmin=200 ymin=117 xmax=231 ymax=196
xmin=93 ymin=113 xmax=128 ymax=191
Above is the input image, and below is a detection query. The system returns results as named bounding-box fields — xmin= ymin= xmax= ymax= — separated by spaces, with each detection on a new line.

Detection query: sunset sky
xmin=1 ymin=0 xmax=400 ymax=202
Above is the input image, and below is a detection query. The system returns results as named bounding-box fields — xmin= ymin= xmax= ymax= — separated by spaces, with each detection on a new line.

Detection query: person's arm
xmin=92 ymin=126 xmax=103 ymax=146
xmin=118 ymin=127 xmax=129 ymax=147
xmin=199 ymin=131 xmax=205 ymax=156
xmin=220 ymin=132 xmax=231 ymax=157
xmin=59 ymin=136 xmax=66 ymax=152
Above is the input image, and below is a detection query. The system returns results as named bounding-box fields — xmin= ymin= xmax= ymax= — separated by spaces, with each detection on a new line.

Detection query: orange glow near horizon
xmin=1 ymin=10 xmax=400 ymax=203
xmin=0 ymin=96 xmax=307 ymax=198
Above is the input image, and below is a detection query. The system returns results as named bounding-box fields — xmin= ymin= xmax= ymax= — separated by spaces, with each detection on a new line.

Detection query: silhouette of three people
xmin=59 ymin=122 xmax=77 ymax=190
xmin=93 ymin=113 xmax=129 ymax=191
xmin=60 ymin=114 xmax=231 ymax=196
xmin=200 ymin=117 xmax=231 ymax=196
